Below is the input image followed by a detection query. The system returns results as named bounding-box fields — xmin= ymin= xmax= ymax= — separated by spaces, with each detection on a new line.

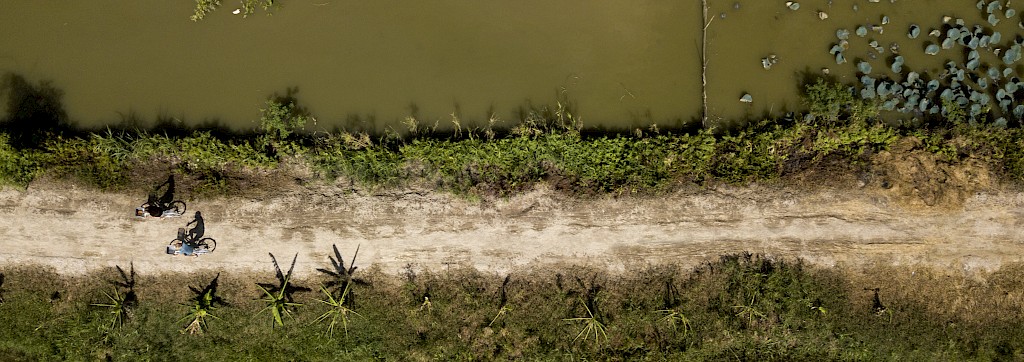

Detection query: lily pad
xmin=1014 ymin=105 xmax=1024 ymax=118
xmin=787 ymin=2 xmax=800 ymax=10
xmin=991 ymin=31 xmax=1002 ymax=44
xmin=857 ymin=26 xmax=868 ymax=37
xmin=977 ymin=0 xmax=986 ymax=10
xmin=740 ymin=94 xmax=753 ymax=103
xmin=837 ymin=29 xmax=850 ymax=40
xmin=1007 ymin=82 xmax=1019 ymax=93
xmin=829 ymin=44 xmax=843 ymax=55
xmin=882 ymin=15 xmax=890 ymax=25
xmin=1007 ymin=8 xmax=1017 ymax=18
xmin=942 ymin=37 xmax=957 ymax=49
xmin=979 ymin=77 xmax=989 ymax=89
xmin=907 ymin=72 xmax=920 ymax=83
xmin=928 ymin=80 xmax=940 ymax=93
xmin=988 ymin=14 xmax=1000 ymax=26
xmin=835 ymin=53 xmax=847 ymax=64
xmin=925 ymin=44 xmax=941 ymax=55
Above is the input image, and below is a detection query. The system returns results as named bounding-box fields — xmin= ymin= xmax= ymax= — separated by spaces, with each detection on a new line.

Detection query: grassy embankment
xmin=0 ymin=254 xmax=1021 ymax=360
xmin=2 ymin=79 xmax=1024 ymax=198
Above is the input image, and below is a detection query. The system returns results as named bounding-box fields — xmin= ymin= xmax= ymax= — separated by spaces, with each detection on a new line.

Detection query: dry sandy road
xmin=1 ymin=182 xmax=1023 ymax=277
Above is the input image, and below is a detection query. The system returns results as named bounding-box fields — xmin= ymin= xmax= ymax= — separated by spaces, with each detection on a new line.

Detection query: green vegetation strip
xmin=2 ymin=80 xmax=1023 ymax=196
xmin=0 ymin=255 xmax=1021 ymax=360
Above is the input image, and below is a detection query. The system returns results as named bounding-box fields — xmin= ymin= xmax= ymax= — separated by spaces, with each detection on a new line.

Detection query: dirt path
xmin=1 ymin=182 xmax=1023 ymax=277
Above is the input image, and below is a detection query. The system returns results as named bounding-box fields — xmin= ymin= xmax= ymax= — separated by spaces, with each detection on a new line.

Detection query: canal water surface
xmin=0 ymin=0 xmax=1020 ymax=130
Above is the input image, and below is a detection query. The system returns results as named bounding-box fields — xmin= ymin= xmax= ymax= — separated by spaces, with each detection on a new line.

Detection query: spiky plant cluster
xmin=257 ymin=253 xmax=308 ymax=328
xmin=91 ymin=263 xmax=138 ymax=330
xmin=180 ymin=274 xmax=226 ymax=335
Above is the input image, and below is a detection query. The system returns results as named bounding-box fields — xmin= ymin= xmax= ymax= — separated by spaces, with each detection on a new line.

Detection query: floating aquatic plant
xmin=857 ymin=26 xmax=868 ymax=37
xmin=987 ymin=1 xmax=1002 ymax=14
xmin=925 ymin=44 xmax=941 ymax=55
xmin=857 ymin=61 xmax=872 ymax=74
xmin=908 ymin=24 xmax=921 ymax=39
xmin=740 ymin=94 xmax=753 ymax=103
xmin=1003 ymin=44 xmax=1022 ymax=65
xmin=988 ymin=14 xmax=1000 ymax=26
xmin=786 ymin=1 xmax=800 ymax=10
xmin=836 ymin=29 xmax=850 ymax=40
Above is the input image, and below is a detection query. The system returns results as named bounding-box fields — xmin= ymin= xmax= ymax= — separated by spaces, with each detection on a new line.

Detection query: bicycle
xmin=141 ymin=199 xmax=187 ymax=217
xmin=170 ymin=227 xmax=217 ymax=254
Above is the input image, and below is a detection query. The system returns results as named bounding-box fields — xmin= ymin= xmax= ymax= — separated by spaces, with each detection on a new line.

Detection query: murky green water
xmin=0 ymin=1 xmax=1020 ymax=130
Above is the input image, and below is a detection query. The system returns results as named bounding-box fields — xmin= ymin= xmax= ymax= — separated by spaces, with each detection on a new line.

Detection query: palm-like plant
xmin=563 ymin=299 xmax=608 ymax=345
xmin=734 ymin=294 xmax=766 ymax=326
xmin=257 ymin=253 xmax=307 ymax=328
xmin=180 ymin=273 xmax=226 ymax=335
xmin=92 ymin=287 xmax=131 ymax=329
xmin=313 ymin=282 xmax=361 ymax=338
xmin=657 ymin=308 xmax=693 ymax=336
xmin=92 ymin=263 xmax=139 ymax=329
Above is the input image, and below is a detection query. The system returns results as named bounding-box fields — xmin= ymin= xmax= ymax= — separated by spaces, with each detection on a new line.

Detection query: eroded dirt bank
xmin=1 ymin=180 xmax=1022 ymax=277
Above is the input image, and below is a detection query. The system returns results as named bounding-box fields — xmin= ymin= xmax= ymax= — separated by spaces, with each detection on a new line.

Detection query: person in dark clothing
xmin=186 ymin=211 xmax=205 ymax=244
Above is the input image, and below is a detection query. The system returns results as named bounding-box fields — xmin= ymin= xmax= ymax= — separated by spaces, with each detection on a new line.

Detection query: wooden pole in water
xmin=701 ymin=0 xmax=712 ymax=129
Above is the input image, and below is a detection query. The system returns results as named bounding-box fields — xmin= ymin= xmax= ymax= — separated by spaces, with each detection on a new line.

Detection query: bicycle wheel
xmin=170 ymin=201 xmax=187 ymax=214
xmin=196 ymin=238 xmax=217 ymax=253
xmin=169 ymin=238 xmax=185 ymax=247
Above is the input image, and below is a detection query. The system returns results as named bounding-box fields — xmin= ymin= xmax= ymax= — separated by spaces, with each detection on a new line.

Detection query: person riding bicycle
xmin=185 ymin=211 xmax=205 ymax=245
